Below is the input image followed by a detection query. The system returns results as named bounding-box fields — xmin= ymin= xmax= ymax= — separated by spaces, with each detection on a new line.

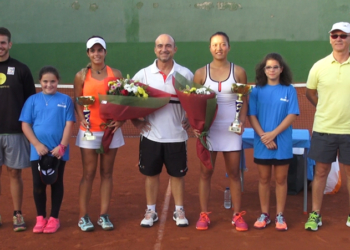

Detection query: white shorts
xmin=75 ymin=129 xmax=125 ymax=149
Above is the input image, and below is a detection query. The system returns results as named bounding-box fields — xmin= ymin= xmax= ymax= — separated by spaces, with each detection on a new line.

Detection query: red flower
xmin=121 ymin=89 xmax=129 ymax=96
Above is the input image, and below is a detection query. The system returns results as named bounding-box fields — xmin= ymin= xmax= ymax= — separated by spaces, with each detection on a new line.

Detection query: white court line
xmin=154 ymin=179 xmax=172 ymax=250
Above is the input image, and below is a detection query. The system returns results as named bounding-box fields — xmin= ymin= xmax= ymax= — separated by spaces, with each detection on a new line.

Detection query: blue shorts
xmin=138 ymin=136 xmax=187 ymax=177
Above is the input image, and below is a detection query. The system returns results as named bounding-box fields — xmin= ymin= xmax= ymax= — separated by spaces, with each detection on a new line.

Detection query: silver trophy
xmin=228 ymin=83 xmax=253 ymax=133
xmin=77 ymin=96 xmax=96 ymax=140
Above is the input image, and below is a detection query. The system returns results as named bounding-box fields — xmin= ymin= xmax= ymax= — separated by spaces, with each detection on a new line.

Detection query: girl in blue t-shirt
xmin=20 ymin=66 xmax=75 ymax=233
xmin=248 ymin=53 xmax=299 ymax=231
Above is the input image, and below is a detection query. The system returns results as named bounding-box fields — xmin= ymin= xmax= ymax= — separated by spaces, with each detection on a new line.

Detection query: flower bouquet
xmin=173 ymin=73 xmax=218 ymax=169
xmin=99 ymin=75 xmax=171 ymax=152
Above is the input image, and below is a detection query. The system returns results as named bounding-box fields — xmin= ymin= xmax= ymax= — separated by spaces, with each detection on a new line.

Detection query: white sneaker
xmin=173 ymin=208 xmax=189 ymax=227
xmin=140 ymin=209 xmax=158 ymax=227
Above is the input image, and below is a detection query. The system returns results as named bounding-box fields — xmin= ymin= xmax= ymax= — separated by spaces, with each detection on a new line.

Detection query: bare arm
xmin=22 ymin=122 xmax=48 ymax=156
xmin=306 ymin=88 xmax=318 ymax=107
xmin=193 ymin=67 xmax=206 ymax=85
xmin=73 ymin=71 xmax=87 ymax=129
xmin=234 ymin=65 xmax=248 ymax=125
xmin=112 ymin=68 xmax=123 ymax=79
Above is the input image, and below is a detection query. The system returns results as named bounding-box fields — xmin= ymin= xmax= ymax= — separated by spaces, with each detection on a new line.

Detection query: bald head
xmin=155 ymin=34 xmax=176 ymax=47
xmin=154 ymin=34 xmax=177 ymax=63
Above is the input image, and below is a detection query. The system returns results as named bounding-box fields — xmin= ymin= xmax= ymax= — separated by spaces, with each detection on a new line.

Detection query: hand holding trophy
xmin=76 ymin=96 xmax=96 ymax=140
xmin=228 ymin=83 xmax=253 ymax=133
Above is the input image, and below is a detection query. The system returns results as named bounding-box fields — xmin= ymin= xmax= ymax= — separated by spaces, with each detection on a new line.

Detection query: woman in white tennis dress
xmin=193 ymin=32 xmax=249 ymax=231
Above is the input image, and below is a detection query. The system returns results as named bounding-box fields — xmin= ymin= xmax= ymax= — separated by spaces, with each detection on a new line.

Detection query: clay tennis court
xmin=1 ymin=136 xmax=349 ymax=250
xmin=1 ymin=87 xmax=349 ymax=249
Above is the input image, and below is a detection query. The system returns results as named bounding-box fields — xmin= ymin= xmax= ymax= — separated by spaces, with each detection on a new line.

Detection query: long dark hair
xmin=255 ymin=53 xmax=292 ymax=86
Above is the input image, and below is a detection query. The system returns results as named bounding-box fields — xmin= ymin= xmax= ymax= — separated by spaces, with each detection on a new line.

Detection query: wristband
xmin=58 ymin=144 xmax=67 ymax=157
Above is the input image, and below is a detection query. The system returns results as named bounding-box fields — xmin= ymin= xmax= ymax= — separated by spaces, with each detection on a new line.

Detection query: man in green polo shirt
xmin=305 ymin=22 xmax=350 ymax=231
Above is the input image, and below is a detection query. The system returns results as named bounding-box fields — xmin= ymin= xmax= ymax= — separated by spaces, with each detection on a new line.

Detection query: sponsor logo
xmin=0 ymin=73 xmax=6 ymax=85
xmin=280 ymin=96 xmax=289 ymax=102
xmin=57 ymin=104 xmax=67 ymax=108
xmin=7 ymin=67 xmax=15 ymax=75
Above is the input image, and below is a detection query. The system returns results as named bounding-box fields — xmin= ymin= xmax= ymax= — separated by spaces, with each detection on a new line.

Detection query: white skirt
xmin=207 ymin=122 xmax=242 ymax=151
xmin=75 ymin=129 xmax=125 ymax=149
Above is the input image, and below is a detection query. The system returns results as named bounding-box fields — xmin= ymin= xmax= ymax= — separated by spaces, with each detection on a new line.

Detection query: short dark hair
xmin=210 ymin=31 xmax=230 ymax=47
xmin=0 ymin=27 xmax=11 ymax=42
xmin=255 ymin=53 xmax=293 ymax=86
xmin=39 ymin=66 xmax=60 ymax=81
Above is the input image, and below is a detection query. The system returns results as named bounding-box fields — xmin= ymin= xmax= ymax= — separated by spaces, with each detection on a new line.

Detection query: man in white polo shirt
xmin=305 ymin=22 xmax=350 ymax=231
xmin=132 ymin=34 xmax=193 ymax=227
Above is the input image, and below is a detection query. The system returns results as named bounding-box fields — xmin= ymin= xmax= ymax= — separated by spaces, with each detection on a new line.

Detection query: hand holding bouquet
xmin=99 ymin=75 xmax=171 ymax=152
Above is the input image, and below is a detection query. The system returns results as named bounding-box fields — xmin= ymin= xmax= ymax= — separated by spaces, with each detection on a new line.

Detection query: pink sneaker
xmin=33 ymin=216 xmax=48 ymax=233
xmin=43 ymin=217 xmax=60 ymax=233
xmin=196 ymin=212 xmax=211 ymax=230
xmin=232 ymin=211 xmax=248 ymax=231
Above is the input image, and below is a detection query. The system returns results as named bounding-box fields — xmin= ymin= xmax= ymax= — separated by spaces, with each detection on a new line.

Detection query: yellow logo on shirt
xmin=0 ymin=73 xmax=6 ymax=85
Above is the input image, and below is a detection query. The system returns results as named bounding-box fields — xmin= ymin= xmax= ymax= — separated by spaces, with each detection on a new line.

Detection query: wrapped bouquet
xmin=99 ymin=76 xmax=171 ymax=152
xmin=173 ymin=73 xmax=218 ymax=169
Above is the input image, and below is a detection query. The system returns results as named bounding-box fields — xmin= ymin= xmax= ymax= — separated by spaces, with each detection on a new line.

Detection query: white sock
xmin=147 ymin=204 xmax=156 ymax=211
xmin=175 ymin=205 xmax=184 ymax=211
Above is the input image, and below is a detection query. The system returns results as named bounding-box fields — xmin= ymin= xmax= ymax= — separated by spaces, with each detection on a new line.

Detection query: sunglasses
xmin=264 ymin=66 xmax=280 ymax=70
xmin=330 ymin=34 xmax=350 ymax=39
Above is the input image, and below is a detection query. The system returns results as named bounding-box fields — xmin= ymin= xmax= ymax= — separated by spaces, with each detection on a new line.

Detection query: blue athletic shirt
xmin=19 ymin=92 xmax=76 ymax=161
xmin=248 ymin=84 xmax=299 ymax=160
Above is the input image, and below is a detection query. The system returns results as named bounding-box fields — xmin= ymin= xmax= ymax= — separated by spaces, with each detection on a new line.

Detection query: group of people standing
xmin=0 ymin=21 xmax=349 ymax=234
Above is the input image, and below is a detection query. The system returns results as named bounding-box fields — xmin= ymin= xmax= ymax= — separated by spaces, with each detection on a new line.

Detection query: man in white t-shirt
xmin=132 ymin=34 xmax=193 ymax=227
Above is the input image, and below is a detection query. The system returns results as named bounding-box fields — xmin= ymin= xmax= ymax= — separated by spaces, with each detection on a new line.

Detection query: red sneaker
xmin=33 ymin=216 xmax=48 ymax=233
xmin=196 ymin=212 xmax=211 ymax=230
xmin=43 ymin=217 xmax=60 ymax=233
xmin=232 ymin=211 xmax=248 ymax=231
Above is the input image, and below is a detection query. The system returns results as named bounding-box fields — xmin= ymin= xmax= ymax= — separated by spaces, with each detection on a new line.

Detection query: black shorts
xmin=308 ymin=132 xmax=350 ymax=164
xmin=254 ymin=158 xmax=293 ymax=166
xmin=138 ymin=136 xmax=188 ymax=177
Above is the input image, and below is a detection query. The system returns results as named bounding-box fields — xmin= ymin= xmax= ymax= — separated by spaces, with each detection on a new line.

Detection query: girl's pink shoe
xmin=33 ymin=216 xmax=48 ymax=233
xmin=43 ymin=217 xmax=60 ymax=233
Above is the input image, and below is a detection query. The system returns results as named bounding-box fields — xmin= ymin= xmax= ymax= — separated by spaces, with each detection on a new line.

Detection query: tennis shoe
xmin=196 ymin=212 xmax=211 ymax=230
xmin=33 ymin=216 xmax=48 ymax=233
xmin=275 ymin=213 xmax=288 ymax=231
xmin=78 ymin=215 xmax=94 ymax=232
xmin=173 ymin=208 xmax=189 ymax=227
xmin=140 ymin=209 xmax=158 ymax=227
xmin=97 ymin=214 xmax=114 ymax=230
xmin=43 ymin=217 xmax=60 ymax=233
xmin=13 ymin=213 xmax=26 ymax=232
xmin=347 ymin=215 xmax=350 ymax=227
xmin=305 ymin=211 xmax=322 ymax=231
xmin=232 ymin=211 xmax=248 ymax=231
xmin=254 ymin=213 xmax=271 ymax=229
